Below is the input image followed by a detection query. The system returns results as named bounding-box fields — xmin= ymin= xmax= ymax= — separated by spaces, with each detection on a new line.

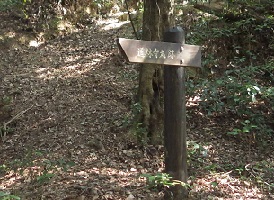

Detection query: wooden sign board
xmin=117 ymin=38 xmax=201 ymax=68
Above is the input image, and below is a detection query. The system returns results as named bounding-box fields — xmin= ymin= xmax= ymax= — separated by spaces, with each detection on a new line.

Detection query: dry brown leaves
xmin=0 ymin=14 xmax=274 ymax=200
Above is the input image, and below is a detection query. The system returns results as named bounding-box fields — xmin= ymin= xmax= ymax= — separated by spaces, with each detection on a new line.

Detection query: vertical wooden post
xmin=164 ymin=27 xmax=188 ymax=199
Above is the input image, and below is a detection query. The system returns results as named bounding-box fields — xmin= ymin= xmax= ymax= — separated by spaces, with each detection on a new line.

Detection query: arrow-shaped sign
xmin=117 ymin=38 xmax=201 ymax=68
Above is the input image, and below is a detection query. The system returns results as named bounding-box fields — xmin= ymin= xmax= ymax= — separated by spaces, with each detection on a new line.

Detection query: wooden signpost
xmin=117 ymin=27 xmax=201 ymax=199
xmin=117 ymin=38 xmax=201 ymax=68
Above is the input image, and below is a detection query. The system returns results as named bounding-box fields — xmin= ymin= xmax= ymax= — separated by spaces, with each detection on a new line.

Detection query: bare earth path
xmin=0 ymin=17 xmax=157 ymax=199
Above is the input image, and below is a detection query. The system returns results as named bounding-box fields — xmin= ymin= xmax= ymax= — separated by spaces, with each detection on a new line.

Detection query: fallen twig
xmin=1 ymin=105 xmax=33 ymax=140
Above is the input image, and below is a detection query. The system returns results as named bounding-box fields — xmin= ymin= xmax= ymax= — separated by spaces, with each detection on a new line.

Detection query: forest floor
xmin=0 ymin=12 xmax=274 ymax=200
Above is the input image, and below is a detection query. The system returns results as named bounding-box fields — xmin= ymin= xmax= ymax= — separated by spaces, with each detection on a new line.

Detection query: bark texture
xmin=137 ymin=0 xmax=174 ymax=144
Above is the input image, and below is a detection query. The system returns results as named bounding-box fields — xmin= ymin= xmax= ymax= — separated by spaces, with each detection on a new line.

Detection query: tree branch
xmin=125 ymin=0 xmax=139 ymax=40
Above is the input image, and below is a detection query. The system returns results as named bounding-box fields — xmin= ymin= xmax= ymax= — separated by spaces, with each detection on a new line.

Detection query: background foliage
xmin=181 ymin=0 xmax=274 ymax=141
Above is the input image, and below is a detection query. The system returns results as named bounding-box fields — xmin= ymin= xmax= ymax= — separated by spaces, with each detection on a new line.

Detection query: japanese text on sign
xmin=117 ymin=38 xmax=201 ymax=67
xmin=137 ymin=48 xmax=176 ymax=60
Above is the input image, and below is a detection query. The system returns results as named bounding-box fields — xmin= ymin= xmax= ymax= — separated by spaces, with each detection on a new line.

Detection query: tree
xmin=135 ymin=0 xmax=175 ymax=145
xmin=136 ymin=1 xmax=188 ymax=199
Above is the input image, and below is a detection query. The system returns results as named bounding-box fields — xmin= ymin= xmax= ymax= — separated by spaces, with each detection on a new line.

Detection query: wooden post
xmin=117 ymin=27 xmax=201 ymax=198
xmin=164 ymin=27 xmax=188 ymax=199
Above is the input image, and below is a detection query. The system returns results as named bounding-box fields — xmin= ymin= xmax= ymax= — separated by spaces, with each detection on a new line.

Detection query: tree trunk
xmin=136 ymin=0 xmax=174 ymax=145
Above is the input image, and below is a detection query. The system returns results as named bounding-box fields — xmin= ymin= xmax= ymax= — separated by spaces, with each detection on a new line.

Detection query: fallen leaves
xmin=0 ymin=11 xmax=274 ymax=200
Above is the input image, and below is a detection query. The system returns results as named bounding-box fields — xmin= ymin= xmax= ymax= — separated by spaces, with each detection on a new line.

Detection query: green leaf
xmin=0 ymin=192 xmax=20 ymax=200
xmin=253 ymin=86 xmax=260 ymax=92
xmin=242 ymin=127 xmax=250 ymax=133
xmin=210 ymin=181 xmax=218 ymax=187
xmin=0 ymin=192 xmax=6 ymax=197
xmin=34 ymin=150 xmax=43 ymax=156
xmin=227 ymin=128 xmax=241 ymax=135
xmin=36 ymin=173 xmax=55 ymax=182
xmin=7 ymin=195 xmax=20 ymax=200
xmin=216 ymin=79 xmax=223 ymax=84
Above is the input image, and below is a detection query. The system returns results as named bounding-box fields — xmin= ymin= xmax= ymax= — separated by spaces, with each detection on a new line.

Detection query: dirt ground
xmin=1 ymin=12 xmax=274 ymax=200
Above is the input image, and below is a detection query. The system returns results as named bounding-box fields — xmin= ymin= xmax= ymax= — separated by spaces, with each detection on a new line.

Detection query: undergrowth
xmin=184 ymin=1 xmax=274 ymax=142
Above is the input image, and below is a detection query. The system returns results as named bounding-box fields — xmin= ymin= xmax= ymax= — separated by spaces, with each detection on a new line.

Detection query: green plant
xmin=235 ymin=166 xmax=245 ymax=176
xmin=122 ymin=102 xmax=149 ymax=144
xmin=36 ymin=172 xmax=55 ymax=183
xmin=187 ymin=141 xmax=208 ymax=158
xmin=227 ymin=120 xmax=258 ymax=136
xmin=210 ymin=181 xmax=218 ymax=187
xmin=205 ymin=164 xmax=218 ymax=172
xmin=187 ymin=60 xmax=274 ymax=139
xmin=0 ymin=192 xmax=20 ymax=200
xmin=122 ymin=102 xmax=142 ymax=127
xmin=0 ymin=164 xmax=8 ymax=175
xmin=141 ymin=173 xmax=188 ymax=190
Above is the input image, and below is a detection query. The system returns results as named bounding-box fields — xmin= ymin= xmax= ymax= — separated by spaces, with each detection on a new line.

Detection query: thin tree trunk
xmin=136 ymin=0 xmax=174 ymax=144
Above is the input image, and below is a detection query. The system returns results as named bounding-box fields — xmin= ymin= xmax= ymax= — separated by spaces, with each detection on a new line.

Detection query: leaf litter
xmin=0 ymin=12 xmax=274 ymax=200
